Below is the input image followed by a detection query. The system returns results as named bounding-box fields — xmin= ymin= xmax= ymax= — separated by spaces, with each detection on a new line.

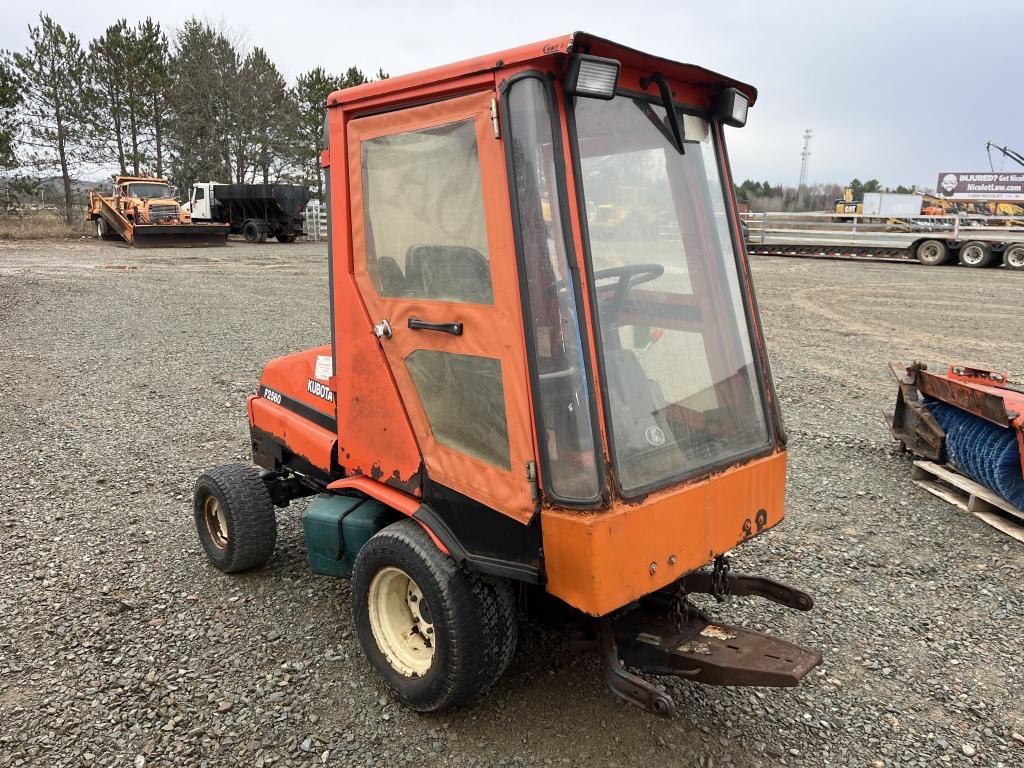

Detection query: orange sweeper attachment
xmin=192 ymin=33 xmax=821 ymax=716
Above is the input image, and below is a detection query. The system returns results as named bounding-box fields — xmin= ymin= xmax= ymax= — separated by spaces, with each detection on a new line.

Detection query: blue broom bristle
xmin=929 ymin=403 xmax=1024 ymax=509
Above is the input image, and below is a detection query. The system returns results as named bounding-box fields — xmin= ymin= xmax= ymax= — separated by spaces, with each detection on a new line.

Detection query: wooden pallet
xmin=911 ymin=460 xmax=1024 ymax=543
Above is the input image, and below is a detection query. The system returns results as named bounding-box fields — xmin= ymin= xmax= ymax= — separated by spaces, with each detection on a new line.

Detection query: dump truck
xmin=86 ymin=176 xmax=228 ymax=247
xmin=191 ymin=32 xmax=821 ymax=717
xmin=186 ymin=183 xmax=309 ymax=243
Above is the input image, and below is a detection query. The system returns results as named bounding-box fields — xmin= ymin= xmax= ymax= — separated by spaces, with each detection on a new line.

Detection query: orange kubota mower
xmin=193 ymin=33 xmax=821 ymax=716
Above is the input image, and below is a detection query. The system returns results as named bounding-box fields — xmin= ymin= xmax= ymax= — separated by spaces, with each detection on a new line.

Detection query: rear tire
xmin=242 ymin=221 xmax=260 ymax=243
xmin=352 ymin=519 xmax=517 ymax=712
xmin=916 ymin=239 xmax=949 ymax=266
xmin=193 ymin=464 xmax=276 ymax=573
xmin=959 ymin=241 xmax=994 ymax=268
xmin=1004 ymin=243 xmax=1024 ymax=270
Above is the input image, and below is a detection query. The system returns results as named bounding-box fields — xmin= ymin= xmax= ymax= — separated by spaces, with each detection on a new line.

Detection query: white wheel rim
xmin=962 ymin=245 xmax=984 ymax=265
xmin=368 ymin=566 xmax=435 ymax=677
xmin=1008 ymin=247 xmax=1024 ymax=268
xmin=922 ymin=243 xmax=941 ymax=262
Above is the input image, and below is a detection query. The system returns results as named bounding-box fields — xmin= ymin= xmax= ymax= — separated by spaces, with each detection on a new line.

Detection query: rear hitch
xmin=599 ymin=620 xmax=676 ymax=717
xmin=578 ymin=572 xmax=822 ymax=717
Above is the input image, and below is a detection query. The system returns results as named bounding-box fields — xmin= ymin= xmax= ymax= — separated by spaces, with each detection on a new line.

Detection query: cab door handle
xmin=408 ymin=317 xmax=463 ymax=336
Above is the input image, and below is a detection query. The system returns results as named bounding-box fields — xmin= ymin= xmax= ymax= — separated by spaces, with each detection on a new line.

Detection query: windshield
xmin=574 ymin=94 xmax=770 ymax=494
xmin=127 ymin=183 xmax=171 ymax=198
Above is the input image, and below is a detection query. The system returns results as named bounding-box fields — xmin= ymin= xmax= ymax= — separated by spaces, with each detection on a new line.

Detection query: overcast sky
xmin=5 ymin=1 xmax=1022 ymax=189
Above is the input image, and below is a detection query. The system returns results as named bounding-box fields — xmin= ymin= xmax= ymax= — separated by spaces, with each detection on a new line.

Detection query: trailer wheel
xmin=193 ymin=464 xmax=277 ymax=573
xmin=1004 ymin=244 xmax=1024 ymax=270
xmin=242 ymin=221 xmax=261 ymax=243
xmin=352 ymin=519 xmax=517 ymax=712
xmin=915 ymin=239 xmax=949 ymax=266
xmin=959 ymin=241 xmax=994 ymax=268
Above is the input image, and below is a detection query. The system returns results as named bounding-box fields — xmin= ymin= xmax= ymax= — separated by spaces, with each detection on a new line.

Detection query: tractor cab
xmin=195 ymin=33 xmax=820 ymax=717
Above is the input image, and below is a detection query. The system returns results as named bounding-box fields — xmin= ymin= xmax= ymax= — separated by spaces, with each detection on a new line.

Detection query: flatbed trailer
xmin=742 ymin=211 xmax=1024 ymax=269
xmin=87 ymin=185 xmax=228 ymax=248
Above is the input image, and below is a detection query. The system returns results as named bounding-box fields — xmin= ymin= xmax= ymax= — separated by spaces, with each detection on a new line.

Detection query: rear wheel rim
xmin=1007 ymin=246 xmax=1024 ymax=268
xmin=202 ymin=495 xmax=229 ymax=550
xmin=962 ymin=245 xmax=985 ymax=265
xmin=368 ymin=566 xmax=435 ymax=677
xmin=920 ymin=242 xmax=942 ymax=263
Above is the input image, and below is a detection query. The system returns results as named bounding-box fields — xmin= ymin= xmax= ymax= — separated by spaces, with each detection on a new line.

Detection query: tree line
xmin=735 ymin=178 xmax=923 ymax=213
xmin=0 ymin=14 xmax=385 ymax=223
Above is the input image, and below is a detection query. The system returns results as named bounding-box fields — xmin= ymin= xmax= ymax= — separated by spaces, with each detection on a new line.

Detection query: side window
xmin=194 ymin=187 xmax=205 ymax=201
xmin=405 ymin=351 xmax=510 ymax=470
xmin=361 ymin=119 xmax=494 ymax=305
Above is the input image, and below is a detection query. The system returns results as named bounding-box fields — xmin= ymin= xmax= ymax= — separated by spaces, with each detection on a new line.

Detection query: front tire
xmin=242 ymin=221 xmax=260 ymax=243
xmin=193 ymin=464 xmax=277 ymax=572
xmin=352 ymin=519 xmax=517 ymax=712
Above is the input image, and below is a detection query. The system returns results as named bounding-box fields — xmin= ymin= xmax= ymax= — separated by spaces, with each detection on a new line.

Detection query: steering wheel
xmin=550 ymin=263 xmax=664 ymax=321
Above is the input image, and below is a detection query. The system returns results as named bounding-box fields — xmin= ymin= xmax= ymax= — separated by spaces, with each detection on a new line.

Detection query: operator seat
xmin=405 ymin=245 xmax=493 ymax=304
xmin=375 ymin=256 xmax=408 ymax=296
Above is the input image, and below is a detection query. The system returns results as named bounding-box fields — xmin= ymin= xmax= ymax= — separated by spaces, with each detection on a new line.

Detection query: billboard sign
xmin=936 ymin=171 xmax=1024 ymax=201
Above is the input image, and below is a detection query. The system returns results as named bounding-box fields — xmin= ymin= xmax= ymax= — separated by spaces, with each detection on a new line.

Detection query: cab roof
xmin=115 ymin=176 xmax=169 ymax=184
xmin=327 ymin=31 xmax=757 ymax=110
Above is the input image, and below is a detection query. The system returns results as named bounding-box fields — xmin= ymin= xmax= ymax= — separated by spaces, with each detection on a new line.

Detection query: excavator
xmin=190 ymin=32 xmax=821 ymax=716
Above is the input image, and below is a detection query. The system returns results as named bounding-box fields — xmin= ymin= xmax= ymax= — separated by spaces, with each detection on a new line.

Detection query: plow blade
xmin=129 ymin=223 xmax=229 ymax=248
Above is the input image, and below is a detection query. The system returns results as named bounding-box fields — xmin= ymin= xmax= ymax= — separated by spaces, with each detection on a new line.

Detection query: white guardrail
xmin=740 ymin=211 xmax=1024 ymax=249
xmin=303 ymin=201 xmax=328 ymax=242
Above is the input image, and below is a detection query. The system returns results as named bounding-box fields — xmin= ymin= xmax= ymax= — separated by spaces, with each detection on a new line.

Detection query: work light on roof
xmin=565 ymin=54 xmax=620 ymax=100
xmin=712 ymin=87 xmax=749 ymax=128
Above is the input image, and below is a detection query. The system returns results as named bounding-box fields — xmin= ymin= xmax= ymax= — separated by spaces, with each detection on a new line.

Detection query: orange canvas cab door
xmin=348 ymin=90 xmax=536 ymax=523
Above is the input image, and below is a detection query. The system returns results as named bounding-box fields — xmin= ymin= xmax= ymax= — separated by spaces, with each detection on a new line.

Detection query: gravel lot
xmin=2 ymin=238 xmax=1023 ymax=767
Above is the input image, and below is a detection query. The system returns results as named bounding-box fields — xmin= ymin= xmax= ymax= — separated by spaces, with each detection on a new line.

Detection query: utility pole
xmin=798 ymin=129 xmax=813 ymax=190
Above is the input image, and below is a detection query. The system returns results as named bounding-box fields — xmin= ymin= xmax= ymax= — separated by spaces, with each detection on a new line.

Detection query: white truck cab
xmin=185 ymin=182 xmax=217 ymax=221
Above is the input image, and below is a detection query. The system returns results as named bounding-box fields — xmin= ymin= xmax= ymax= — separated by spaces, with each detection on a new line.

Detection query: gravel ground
xmin=2 ymin=238 xmax=1023 ymax=767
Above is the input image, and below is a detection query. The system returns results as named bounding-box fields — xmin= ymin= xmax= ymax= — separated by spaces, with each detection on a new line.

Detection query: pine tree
xmin=13 ymin=14 xmax=97 ymax=224
xmin=167 ymin=20 xmax=239 ymax=187
xmin=293 ymin=67 xmax=341 ymax=199
xmin=237 ymin=48 xmax=294 ymax=184
xmin=89 ymin=20 xmax=133 ymax=174
xmin=137 ymin=19 xmax=170 ymax=177
xmin=0 ymin=52 xmax=20 ymax=170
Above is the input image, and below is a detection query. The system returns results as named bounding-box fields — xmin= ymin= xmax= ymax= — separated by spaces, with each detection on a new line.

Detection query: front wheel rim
xmin=368 ymin=566 xmax=435 ymax=677
xmin=921 ymin=243 xmax=941 ymax=262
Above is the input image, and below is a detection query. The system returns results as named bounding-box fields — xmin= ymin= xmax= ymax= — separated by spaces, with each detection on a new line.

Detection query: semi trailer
xmin=186 ymin=183 xmax=310 ymax=243
xmin=743 ymin=211 xmax=1024 ymax=268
